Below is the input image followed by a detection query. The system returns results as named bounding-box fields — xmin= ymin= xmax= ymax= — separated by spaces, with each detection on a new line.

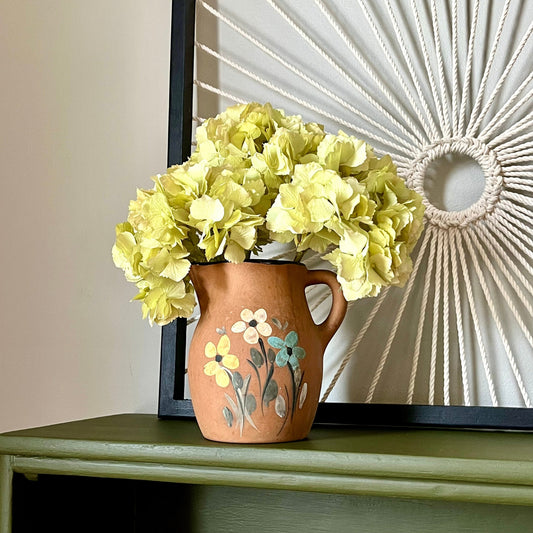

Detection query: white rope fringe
xmin=194 ymin=0 xmax=533 ymax=408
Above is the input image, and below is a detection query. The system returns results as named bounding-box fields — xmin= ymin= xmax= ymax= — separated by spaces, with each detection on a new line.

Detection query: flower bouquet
xmin=113 ymin=102 xmax=424 ymax=325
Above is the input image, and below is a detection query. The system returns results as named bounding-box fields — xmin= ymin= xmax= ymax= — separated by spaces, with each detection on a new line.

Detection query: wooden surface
xmin=3 ymin=414 xmax=533 ymax=532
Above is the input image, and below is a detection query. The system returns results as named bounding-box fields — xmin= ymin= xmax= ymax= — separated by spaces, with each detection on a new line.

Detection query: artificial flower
xmin=113 ymin=101 xmax=425 ymax=324
xmin=136 ymin=277 xmax=196 ymax=326
xmin=317 ymin=131 xmax=369 ymax=174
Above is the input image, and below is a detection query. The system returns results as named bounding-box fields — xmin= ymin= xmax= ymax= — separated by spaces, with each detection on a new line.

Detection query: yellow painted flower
xmin=203 ymin=335 xmax=239 ymax=388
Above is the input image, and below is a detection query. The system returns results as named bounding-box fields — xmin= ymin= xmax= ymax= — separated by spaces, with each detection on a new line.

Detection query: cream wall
xmin=2 ymin=0 xmax=532 ymax=432
xmin=0 ymin=0 xmax=171 ymax=432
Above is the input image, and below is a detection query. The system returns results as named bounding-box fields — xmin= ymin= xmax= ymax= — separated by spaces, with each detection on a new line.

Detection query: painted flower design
xmin=203 ymin=334 xmax=239 ymax=388
xmin=268 ymin=331 xmax=306 ymax=368
xmin=231 ymin=308 xmax=272 ymax=344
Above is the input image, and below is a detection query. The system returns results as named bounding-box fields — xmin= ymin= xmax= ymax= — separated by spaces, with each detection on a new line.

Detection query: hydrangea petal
xmin=230 ymin=225 xmax=256 ymax=249
xmin=160 ymin=257 xmax=191 ymax=283
xmin=307 ymin=197 xmax=335 ymax=223
xmin=339 ymin=229 xmax=368 ymax=255
xmin=224 ymin=241 xmax=246 ymax=264
xmin=190 ymin=196 xmax=224 ymax=222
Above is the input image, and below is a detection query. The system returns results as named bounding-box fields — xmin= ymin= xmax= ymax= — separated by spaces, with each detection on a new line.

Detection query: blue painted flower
xmin=268 ymin=331 xmax=306 ymax=368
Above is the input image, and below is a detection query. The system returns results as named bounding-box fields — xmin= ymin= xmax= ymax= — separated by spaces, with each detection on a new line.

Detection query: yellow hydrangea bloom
xmin=113 ymin=101 xmax=425 ymax=324
xmin=136 ymin=276 xmax=196 ymax=326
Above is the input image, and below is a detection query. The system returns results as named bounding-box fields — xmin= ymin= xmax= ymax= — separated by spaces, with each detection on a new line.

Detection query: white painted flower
xmin=231 ymin=308 xmax=272 ymax=344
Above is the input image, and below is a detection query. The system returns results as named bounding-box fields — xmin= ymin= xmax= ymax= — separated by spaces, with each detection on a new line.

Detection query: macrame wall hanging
xmin=184 ymin=0 xmax=533 ymax=417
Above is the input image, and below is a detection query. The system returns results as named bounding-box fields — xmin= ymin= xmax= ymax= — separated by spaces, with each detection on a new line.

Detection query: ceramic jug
xmin=188 ymin=260 xmax=347 ymax=443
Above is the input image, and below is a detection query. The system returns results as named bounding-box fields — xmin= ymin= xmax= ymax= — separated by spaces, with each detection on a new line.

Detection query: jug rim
xmin=190 ymin=259 xmax=307 ymax=267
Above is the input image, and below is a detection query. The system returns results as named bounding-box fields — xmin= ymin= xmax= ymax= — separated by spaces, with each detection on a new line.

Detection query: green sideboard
xmin=2 ymin=414 xmax=533 ymax=532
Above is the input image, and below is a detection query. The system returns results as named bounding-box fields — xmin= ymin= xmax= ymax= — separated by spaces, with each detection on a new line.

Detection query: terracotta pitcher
xmin=188 ymin=260 xmax=347 ymax=443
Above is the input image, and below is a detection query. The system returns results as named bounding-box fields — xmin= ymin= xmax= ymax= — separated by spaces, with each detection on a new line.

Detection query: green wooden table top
xmin=2 ymin=414 xmax=533 ymax=505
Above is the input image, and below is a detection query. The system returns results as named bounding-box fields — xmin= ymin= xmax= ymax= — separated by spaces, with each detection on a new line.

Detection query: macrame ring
xmin=408 ymin=137 xmax=503 ymax=229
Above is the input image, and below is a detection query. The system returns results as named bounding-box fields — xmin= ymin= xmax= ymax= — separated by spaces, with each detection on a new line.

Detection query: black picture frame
xmin=158 ymin=0 xmax=195 ymax=420
xmin=157 ymin=0 xmax=533 ymax=431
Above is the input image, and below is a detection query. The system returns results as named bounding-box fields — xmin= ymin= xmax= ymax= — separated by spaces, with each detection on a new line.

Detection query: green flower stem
xmin=293 ymin=249 xmax=307 ymax=263
xmin=287 ymin=363 xmax=297 ymax=419
xmin=224 ymin=368 xmax=242 ymax=406
xmin=240 ymin=375 xmax=258 ymax=430
xmin=247 ymin=360 xmax=263 ymax=414
xmin=262 ymin=365 xmax=275 ymax=407
xmin=258 ymin=338 xmax=268 ymax=365
xmin=224 ymin=369 xmax=243 ymax=411
xmin=223 ymin=369 xmax=244 ymax=434
xmin=258 ymin=338 xmax=272 ymax=405
xmin=228 ymin=369 xmax=247 ymax=436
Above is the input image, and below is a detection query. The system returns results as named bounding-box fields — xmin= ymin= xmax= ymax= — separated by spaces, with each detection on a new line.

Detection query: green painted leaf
xmin=245 ymin=394 xmax=257 ymax=415
xmin=232 ymin=371 xmax=243 ymax=390
xmin=222 ymin=406 xmax=233 ymax=427
xmin=250 ymin=347 xmax=263 ymax=367
xmin=267 ymin=348 xmax=276 ymax=363
xmin=272 ymin=317 xmax=283 ymax=330
xmin=263 ymin=378 xmax=278 ymax=407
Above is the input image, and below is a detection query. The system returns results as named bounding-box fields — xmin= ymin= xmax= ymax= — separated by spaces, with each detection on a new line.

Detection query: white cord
xmin=194 ymin=0 xmax=533 ymax=408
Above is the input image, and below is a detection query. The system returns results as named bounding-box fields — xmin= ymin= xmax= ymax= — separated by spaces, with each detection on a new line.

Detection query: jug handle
xmin=305 ymin=269 xmax=348 ymax=349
